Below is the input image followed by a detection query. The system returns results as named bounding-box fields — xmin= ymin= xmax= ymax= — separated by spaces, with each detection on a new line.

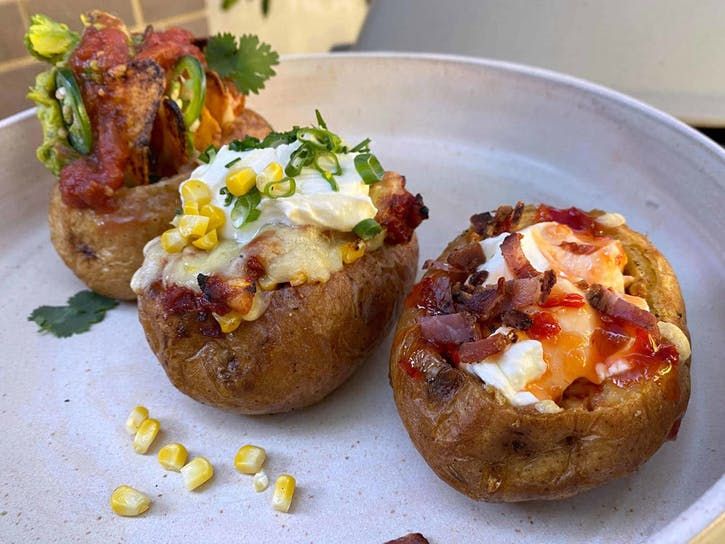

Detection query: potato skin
xmin=47 ymin=109 xmax=272 ymax=300
xmin=137 ymin=235 xmax=419 ymax=414
xmin=389 ymin=206 xmax=691 ymax=502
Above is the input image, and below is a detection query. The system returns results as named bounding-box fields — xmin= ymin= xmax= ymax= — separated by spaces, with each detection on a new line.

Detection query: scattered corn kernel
xmin=272 ymin=474 xmax=296 ymax=513
xmin=341 ymin=240 xmax=366 ymax=264
xmin=234 ymin=444 xmax=267 ymax=474
xmin=256 ymin=161 xmax=284 ymax=191
xmin=200 ymin=204 xmax=226 ymax=230
xmin=226 ymin=167 xmax=257 ymax=196
xmin=181 ymin=179 xmax=212 ymax=206
xmin=157 ymin=443 xmax=188 ymax=471
xmin=125 ymin=405 xmax=149 ymax=435
xmin=133 ymin=418 xmax=160 ymax=454
xmin=178 ymin=214 xmax=210 ymax=238
xmin=181 ymin=456 xmax=214 ymax=491
xmin=213 ymin=311 xmax=242 ymax=333
xmin=161 ymin=228 xmax=187 ymax=253
xmin=257 ymin=276 xmax=277 ymax=291
xmin=253 ymin=470 xmax=269 ymax=492
xmin=183 ymin=201 xmax=200 ymax=215
xmin=192 ymin=228 xmax=218 ymax=250
xmin=110 ymin=485 xmax=151 ymax=517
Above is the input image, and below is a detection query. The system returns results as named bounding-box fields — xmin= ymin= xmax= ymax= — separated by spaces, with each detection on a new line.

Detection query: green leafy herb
xmin=28 ymin=291 xmax=118 ymax=338
xmin=229 ymin=135 xmax=261 ymax=152
xmin=204 ymin=33 xmax=279 ymax=95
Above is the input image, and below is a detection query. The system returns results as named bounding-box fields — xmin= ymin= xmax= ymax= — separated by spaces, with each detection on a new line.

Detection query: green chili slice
xmin=169 ymin=55 xmax=206 ymax=128
xmin=353 ymin=218 xmax=382 ymax=240
xmin=55 ymin=67 xmax=92 ymax=155
xmin=354 ymin=153 xmax=384 ymax=184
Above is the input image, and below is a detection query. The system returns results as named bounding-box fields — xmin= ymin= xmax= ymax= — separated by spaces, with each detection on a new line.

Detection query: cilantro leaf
xmin=28 ymin=290 xmax=119 ymax=338
xmin=205 ymin=33 xmax=279 ymax=95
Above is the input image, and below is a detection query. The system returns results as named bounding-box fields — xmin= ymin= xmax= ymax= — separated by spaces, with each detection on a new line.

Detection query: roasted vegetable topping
xmin=168 ymin=55 xmax=206 ymax=128
xmin=54 ymin=67 xmax=92 ymax=154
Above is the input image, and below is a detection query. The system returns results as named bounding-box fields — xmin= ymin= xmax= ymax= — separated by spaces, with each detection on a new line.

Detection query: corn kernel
xmin=178 ymin=215 xmax=210 ymax=238
xmin=257 ymin=276 xmax=277 ymax=291
xmin=253 ymin=470 xmax=269 ymax=492
xmin=200 ymin=204 xmax=226 ymax=230
xmin=125 ymin=405 xmax=149 ymax=435
xmin=157 ymin=443 xmax=188 ymax=471
xmin=341 ymin=240 xmax=366 ymax=264
xmin=289 ymin=272 xmax=307 ymax=286
xmin=183 ymin=201 xmax=200 ymax=215
xmin=133 ymin=418 xmax=160 ymax=454
xmin=226 ymin=167 xmax=257 ymax=196
xmin=192 ymin=228 xmax=218 ymax=250
xmin=213 ymin=311 xmax=242 ymax=333
xmin=272 ymin=474 xmax=296 ymax=513
xmin=161 ymin=228 xmax=187 ymax=253
xmin=234 ymin=445 xmax=266 ymax=474
xmin=181 ymin=179 xmax=212 ymax=206
xmin=180 ymin=456 xmax=214 ymax=491
xmin=256 ymin=162 xmax=284 ymax=191
xmin=110 ymin=485 xmax=150 ymax=517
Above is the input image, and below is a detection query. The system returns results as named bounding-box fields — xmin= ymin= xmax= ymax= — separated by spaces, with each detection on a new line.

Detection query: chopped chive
xmin=225 ymin=157 xmax=241 ymax=168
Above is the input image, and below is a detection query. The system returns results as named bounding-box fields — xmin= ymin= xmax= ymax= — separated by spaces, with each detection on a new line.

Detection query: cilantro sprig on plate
xmin=205 ymin=33 xmax=279 ymax=95
xmin=28 ymin=291 xmax=118 ymax=338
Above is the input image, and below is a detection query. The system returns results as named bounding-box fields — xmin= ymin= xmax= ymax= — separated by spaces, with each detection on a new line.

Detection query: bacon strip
xmin=459 ymin=331 xmax=515 ymax=364
xmin=447 ymin=242 xmax=485 ymax=272
xmin=501 ymin=233 xmax=539 ymax=278
xmin=560 ymin=241 xmax=598 ymax=255
xmin=586 ymin=284 xmax=657 ymax=331
xmin=418 ymin=313 xmax=477 ymax=345
xmin=454 ymin=278 xmax=505 ymax=320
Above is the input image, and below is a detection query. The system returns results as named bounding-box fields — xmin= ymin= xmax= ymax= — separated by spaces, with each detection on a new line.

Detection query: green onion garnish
xmin=225 ymin=157 xmax=241 ymax=168
xmin=229 ymin=136 xmax=261 ymax=152
xmin=350 ymin=138 xmax=371 ymax=153
xmin=315 ymin=151 xmax=342 ymax=176
xmin=315 ymin=109 xmax=327 ymax=129
xmin=354 ymin=153 xmax=384 ymax=184
xmin=230 ymin=188 xmax=262 ymax=227
xmin=353 ymin=218 xmax=382 ymax=240
xmin=198 ymin=144 xmax=218 ymax=164
xmin=262 ymin=177 xmax=296 ymax=199
xmin=286 ymin=145 xmax=314 ymax=177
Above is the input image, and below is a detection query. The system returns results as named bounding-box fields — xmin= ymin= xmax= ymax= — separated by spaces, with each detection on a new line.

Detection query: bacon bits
xmin=459 ymin=330 xmax=516 ymax=364
xmin=418 ymin=313 xmax=478 ymax=345
xmin=586 ymin=284 xmax=657 ymax=332
xmin=500 ymin=233 xmax=539 ymax=278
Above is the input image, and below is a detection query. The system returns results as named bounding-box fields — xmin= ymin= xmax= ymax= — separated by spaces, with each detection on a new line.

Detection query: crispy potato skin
xmin=48 ymin=109 xmax=272 ymax=300
xmin=137 ymin=236 xmax=419 ymax=414
xmin=389 ymin=206 xmax=690 ymax=502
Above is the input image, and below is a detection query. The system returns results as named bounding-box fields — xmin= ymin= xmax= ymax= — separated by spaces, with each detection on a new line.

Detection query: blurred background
xmin=0 ymin=0 xmax=722 ymax=141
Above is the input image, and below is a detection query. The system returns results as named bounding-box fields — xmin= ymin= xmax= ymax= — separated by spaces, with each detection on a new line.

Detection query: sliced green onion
xmin=231 ymin=188 xmax=262 ymax=227
xmin=314 ymin=151 xmax=342 ymax=176
xmin=353 ymin=218 xmax=382 ymax=240
xmin=225 ymin=157 xmax=241 ymax=168
xmin=318 ymin=168 xmax=339 ymax=192
xmin=285 ymin=145 xmax=314 ymax=177
xmin=349 ymin=138 xmax=371 ymax=153
xmin=261 ymin=128 xmax=298 ymax=148
xmin=315 ymin=109 xmax=327 ymax=129
xmin=262 ymin=177 xmax=296 ymax=199
xmin=296 ymin=127 xmax=329 ymax=149
xmin=354 ymin=153 xmax=384 ymax=184
xmin=198 ymin=144 xmax=218 ymax=164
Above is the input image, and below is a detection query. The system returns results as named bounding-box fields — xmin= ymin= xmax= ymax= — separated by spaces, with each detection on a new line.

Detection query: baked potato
xmin=132 ymin=119 xmax=428 ymax=414
xmin=27 ymin=11 xmax=277 ymax=299
xmin=48 ymin=109 xmax=272 ymax=300
xmin=389 ymin=203 xmax=691 ymax=501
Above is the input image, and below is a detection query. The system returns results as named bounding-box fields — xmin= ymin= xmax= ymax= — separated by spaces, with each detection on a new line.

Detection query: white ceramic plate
xmin=0 ymin=53 xmax=723 ymax=544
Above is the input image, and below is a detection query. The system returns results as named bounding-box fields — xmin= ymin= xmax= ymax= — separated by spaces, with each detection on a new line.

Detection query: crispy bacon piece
xmin=502 ymin=309 xmax=533 ymax=330
xmin=560 ymin=241 xmax=598 ymax=255
xmin=419 ymin=313 xmax=478 ymax=345
xmin=470 ymin=201 xmax=524 ymax=237
xmin=586 ymin=284 xmax=657 ymax=332
xmin=536 ymin=204 xmax=597 ymax=234
xmin=454 ymin=278 xmax=506 ymax=320
xmin=459 ymin=330 xmax=516 ymax=364
xmin=509 ymin=271 xmax=556 ymax=308
xmin=406 ymin=274 xmax=455 ymax=315
xmin=501 ymin=232 xmax=539 ymax=278
xmin=136 ymin=26 xmax=205 ymax=69
xmin=371 ymin=172 xmax=429 ymax=244
xmin=384 ymin=534 xmax=430 ymax=544
xmin=447 ymin=242 xmax=485 ymax=272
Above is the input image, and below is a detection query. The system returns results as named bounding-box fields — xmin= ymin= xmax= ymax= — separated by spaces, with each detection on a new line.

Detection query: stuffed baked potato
xmin=26 ymin=11 xmax=276 ymax=299
xmin=390 ymin=203 xmax=690 ymax=501
xmin=132 ymin=117 xmax=427 ymax=413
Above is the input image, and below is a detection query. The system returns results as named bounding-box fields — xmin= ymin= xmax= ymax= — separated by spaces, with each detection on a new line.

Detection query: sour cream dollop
xmin=180 ymin=142 xmax=378 ymax=245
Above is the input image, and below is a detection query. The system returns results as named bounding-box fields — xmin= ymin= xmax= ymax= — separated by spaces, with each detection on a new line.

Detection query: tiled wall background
xmin=0 ymin=0 xmax=208 ymax=119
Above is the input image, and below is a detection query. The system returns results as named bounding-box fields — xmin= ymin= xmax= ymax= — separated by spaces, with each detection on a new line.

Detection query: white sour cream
xmin=181 ymin=142 xmax=378 ymax=245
